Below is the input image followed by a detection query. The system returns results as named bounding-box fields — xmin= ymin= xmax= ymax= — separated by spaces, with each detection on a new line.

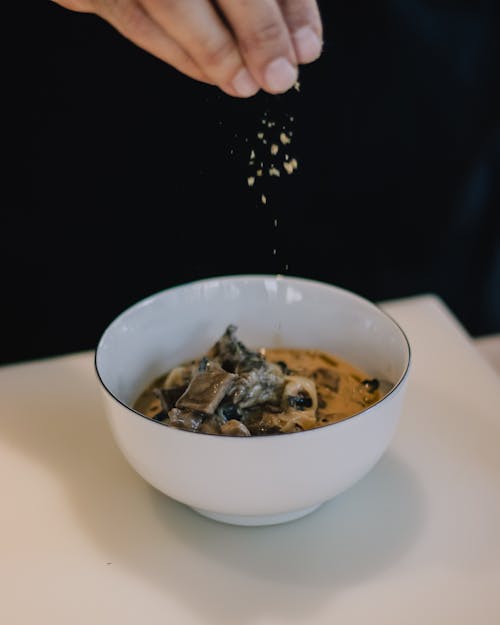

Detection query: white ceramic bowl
xmin=95 ymin=275 xmax=411 ymax=526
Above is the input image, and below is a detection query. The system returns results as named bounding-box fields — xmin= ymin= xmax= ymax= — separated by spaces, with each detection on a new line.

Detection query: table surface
xmin=1 ymin=294 xmax=499 ymax=625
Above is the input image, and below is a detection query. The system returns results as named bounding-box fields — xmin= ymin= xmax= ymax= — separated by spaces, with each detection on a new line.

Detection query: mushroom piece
xmin=167 ymin=408 xmax=204 ymax=432
xmin=207 ymin=324 xmax=266 ymax=374
xmin=163 ymin=365 xmax=193 ymax=389
xmin=153 ymin=386 xmax=185 ymax=413
xmin=229 ymin=362 xmax=285 ymax=411
xmin=205 ymin=325 xmax=286 ymax=417
xmin=199 ymin=414 xmax=225 ymax=435
xmin=220 ymin=420 xmax=251 ymax=437
xmin=176 ymin=360 xmax=236 ymax=414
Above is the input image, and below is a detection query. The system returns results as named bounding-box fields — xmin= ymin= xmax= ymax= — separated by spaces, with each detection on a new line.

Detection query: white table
xmin=475 ymin=334 xmax=500 ymax=376
xmin=1 ymin=294 xmax=499 ymax=625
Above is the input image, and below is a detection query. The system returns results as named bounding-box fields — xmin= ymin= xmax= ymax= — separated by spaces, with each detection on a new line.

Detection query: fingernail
xmin=232 ymin=68 xmax=260 ymax=98
xmin=292 ymin=26 xmax=322 ymax=64
xmin=264 ymin=57 xmax=298 ymax=94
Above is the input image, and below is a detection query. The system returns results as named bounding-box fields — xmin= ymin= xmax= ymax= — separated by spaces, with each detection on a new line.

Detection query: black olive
xmin=288 ymin=394 xmax=313 ymax=410
xmin=362 ymin=378 xmax=380 ymax=392
xmin=221 ymin=402 xmax=241 ymax=421
xmin=221 ymin=359 xmax=236 ymax=372
xmin=276 ymin=360 xmax=291 ymax=374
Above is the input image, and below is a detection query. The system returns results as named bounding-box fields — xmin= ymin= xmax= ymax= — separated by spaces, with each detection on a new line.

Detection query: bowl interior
xmin=96 ymin=275 xmax=410 ymax=409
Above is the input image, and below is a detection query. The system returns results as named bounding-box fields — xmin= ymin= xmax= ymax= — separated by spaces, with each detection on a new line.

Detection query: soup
xmin=133 ymin=325 xmax=392 ymax=436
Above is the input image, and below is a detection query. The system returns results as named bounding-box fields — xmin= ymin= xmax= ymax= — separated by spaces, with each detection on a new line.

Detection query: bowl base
xmin=190 ymin=503 xmax=322 ymax=526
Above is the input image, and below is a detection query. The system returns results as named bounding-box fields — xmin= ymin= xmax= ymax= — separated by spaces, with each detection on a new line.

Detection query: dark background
xmin=4 ymin=0 xmax=500 ymax=365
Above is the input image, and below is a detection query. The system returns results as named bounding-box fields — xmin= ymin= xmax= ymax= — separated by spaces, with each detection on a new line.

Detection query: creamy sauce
xmin=265 ymin=348 xmax=385 ymax=425
xmin=133 ymin=345 xmax=391 ymax=435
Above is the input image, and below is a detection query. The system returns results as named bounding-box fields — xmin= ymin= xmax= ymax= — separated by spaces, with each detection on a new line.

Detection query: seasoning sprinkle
xmin=283 ymin=158 xmax=298 ymax=174
xmin=280 ymin=132 xmax=291 ymax=145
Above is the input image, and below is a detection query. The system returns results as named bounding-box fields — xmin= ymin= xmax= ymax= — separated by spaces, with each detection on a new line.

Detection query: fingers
xmin=53 ymin=0 xmax=324 ymax=97
xmin=278 ymin=0 xmax=323 ymax=64
xmin=140 ymin=0 xmax=260 ymax=98
xmin=96 ymin=0 xmax=212 ymax=84
xmin=216 ymin=0 xmax=298 ymax=94
xmin=49 ymin=0 xmax=93 ymax=12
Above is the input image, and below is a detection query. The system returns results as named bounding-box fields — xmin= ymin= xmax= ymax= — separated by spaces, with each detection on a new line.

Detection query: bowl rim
xmin=94 ymin=273 xmax=412 ymax=438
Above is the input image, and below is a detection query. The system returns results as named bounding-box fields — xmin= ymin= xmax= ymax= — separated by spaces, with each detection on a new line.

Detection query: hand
xmin=51 ymin=0 xmax=323 ymax=97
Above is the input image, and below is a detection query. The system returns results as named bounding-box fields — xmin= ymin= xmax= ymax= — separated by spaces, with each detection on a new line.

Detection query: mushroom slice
xmin=168 ymin=408 xmax=204 ymax=432
xmin=230 ymin=362 xmax=285 ymax=410
xmin=206 ymin=324 xmax=265 ymax=373
xmin=199 ymin=414 xmax=225 ymax=435
xmin=163 ymin=365 xmax=193 ymax=389
xmin=176 ymin=360 xmax=235 ymax=414
xmin=255 ymin=410 xmax=289 ymax=434
xmin=153 ymin=386 xmax=186 ymax=413
xmin=220 ymin=420 xmax=251 ymax=437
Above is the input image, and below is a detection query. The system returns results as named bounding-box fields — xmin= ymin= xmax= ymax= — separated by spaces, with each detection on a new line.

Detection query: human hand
xmin=51 ymin=0 xmax=323 ymax=97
